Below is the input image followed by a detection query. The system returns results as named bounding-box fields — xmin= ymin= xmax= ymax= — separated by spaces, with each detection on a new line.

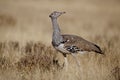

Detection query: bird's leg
xmin=62 ymin=54 xmax=68 ymax=71
xmin=64 ymin=57 xmax=68 ymax=71
xmin=71 ymin=53 xmax=80 ymax=67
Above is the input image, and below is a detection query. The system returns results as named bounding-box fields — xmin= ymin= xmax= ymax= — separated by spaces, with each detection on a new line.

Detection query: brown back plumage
xmin=62 ymin=34 xmax=103 ymax=54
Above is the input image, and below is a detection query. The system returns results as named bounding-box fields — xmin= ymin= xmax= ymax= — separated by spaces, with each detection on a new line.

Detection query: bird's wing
xmin=61 ymin=34 xmax=102 ymax=54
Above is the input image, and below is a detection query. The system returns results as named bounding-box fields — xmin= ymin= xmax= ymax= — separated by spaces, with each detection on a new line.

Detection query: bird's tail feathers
xmin=93 ymin=44 xmax=104 ymax=54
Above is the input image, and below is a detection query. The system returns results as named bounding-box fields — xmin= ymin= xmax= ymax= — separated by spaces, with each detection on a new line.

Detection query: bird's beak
xmin=61 ymin=12 xmax=66 ymax=14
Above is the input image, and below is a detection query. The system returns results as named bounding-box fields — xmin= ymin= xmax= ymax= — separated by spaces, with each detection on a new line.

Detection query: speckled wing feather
xmin=61 ymin=34 xmax=103 ymax=54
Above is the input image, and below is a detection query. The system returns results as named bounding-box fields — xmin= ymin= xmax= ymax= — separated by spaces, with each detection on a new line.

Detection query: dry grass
xmin=0 ymin=41 xmax=61 ymax=80
xmin=0 ymin=38 xmax=119 ymax=80
xmin=0 ymin=0 xmax=120 ymax=80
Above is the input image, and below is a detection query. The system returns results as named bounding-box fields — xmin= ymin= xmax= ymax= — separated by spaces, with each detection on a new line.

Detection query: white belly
xmin=55 ymin=44 xmax=69 ymax=53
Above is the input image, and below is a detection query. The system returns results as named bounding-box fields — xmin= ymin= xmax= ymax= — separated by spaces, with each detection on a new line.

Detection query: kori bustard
xmin=49 ymin=11 xmax=103 ymax=68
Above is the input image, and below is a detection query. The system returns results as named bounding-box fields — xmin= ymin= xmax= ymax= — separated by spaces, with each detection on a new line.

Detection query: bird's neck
xmin=51 ymin=18 xmax=63 ymax=46
xmin=51 ymin=18 xmax=61 ymax=32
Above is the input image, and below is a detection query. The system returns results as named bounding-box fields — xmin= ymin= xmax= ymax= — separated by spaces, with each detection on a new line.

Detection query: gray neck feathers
xmin=51 ymin=18 xmax=63 ymax=46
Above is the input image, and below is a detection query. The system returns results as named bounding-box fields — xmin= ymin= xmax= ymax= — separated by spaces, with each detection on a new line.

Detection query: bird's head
xmin=49 ymin=11 xmax=66 ymax=19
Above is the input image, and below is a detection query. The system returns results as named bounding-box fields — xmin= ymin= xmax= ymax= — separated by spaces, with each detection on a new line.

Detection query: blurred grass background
xmin=0 ymin=0 xmax=119 ymax=44
xmin=0 ymin=0 xmax=120 ymax=80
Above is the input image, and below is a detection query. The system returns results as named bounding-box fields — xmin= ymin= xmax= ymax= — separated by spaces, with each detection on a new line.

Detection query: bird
xmin=49 ymin=11 xmax=103 ymax=69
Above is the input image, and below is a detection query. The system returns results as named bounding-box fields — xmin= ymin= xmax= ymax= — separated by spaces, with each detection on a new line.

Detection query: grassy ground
xmin=0 ymin=0 xmax=120 ymax=80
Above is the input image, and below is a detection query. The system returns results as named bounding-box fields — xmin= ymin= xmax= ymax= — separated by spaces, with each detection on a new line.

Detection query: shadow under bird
xmin=49 ymin=11 xmax=103 ymax=68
